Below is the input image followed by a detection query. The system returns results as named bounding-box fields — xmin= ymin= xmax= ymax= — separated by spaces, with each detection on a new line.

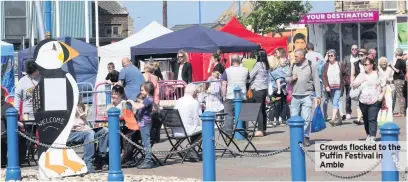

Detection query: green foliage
xmin=242 ymin=1 xmax=312 ymax=35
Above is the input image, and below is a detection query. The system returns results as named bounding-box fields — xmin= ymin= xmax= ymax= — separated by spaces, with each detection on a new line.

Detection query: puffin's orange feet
xmin=62 ymin=149 xmax=84 ymax=172
xmin=45 ymin=152 xmax=67 ymax=175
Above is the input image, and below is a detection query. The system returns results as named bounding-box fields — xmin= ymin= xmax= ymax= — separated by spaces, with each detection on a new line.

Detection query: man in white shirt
xmin=173 ymin=84 xmax=202 ymax=139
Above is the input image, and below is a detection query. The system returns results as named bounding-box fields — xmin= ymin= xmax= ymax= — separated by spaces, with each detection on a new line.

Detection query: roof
xmin=216 ymin=1 xmax=255 ymax=24
xmin=97 ymin=1 xmax=128 ymax=15
xmin=170 ymin=23 xmax=220 ymax=31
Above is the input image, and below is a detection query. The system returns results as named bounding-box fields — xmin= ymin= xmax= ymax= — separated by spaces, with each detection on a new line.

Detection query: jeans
xmin=327 ymin=89 xmax=341 ymax=109
xmin=359 ymin=101 xmax=381 ymax=137
xmin=290 ymin=95 xmax=313 ymax=138
xmin=140 ymin=124 xmax=152 ymax=163
xmin=223 ymin=99 xmax=235 ymax=135
xmin=344 ymin=85 xmax=352 ymax=114
xmin=68 ymin=127 xmax=108 ymax=165
xmin=253 ymin=89 xmax=267 ymax=131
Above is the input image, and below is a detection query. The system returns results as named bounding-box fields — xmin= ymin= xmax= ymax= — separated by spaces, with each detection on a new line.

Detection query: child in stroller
xmin=267 ymin=59 xmax=290 ymax=127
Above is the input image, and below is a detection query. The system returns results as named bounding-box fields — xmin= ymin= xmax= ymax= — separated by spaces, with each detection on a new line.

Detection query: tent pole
xmin=85 ymin=0 xmax=89 ymax=43
xmin=95 ymin=0 xmax=99 ymax=47
xmin=198 ymin=1 xmax=201 ymax=24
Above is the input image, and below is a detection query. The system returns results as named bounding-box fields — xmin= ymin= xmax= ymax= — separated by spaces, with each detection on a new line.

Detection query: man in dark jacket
xmin=342 ymin=44 xmax=359 ymax=119
xmin=350 ymin=49 xmax=368 ymax=125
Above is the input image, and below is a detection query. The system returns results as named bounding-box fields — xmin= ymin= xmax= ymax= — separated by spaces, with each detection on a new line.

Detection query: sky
xmin=121 ymin=1 xmax=335 ymax=32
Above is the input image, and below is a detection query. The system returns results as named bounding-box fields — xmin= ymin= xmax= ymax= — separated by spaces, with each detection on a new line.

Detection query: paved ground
xmin=8 ymin=102 xmax=407 ymax=181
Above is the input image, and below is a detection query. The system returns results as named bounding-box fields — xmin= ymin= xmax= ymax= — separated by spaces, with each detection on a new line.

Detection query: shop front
xmin=299 ymin=11 xmax=397 ymax=62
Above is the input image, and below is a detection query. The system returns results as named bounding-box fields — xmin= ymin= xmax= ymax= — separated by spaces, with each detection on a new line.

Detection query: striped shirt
xmin=250 ymin=62 xmax=268 ymax=91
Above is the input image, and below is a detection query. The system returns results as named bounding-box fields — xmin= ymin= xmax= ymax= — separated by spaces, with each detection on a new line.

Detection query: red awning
xmin=220 ymin=17 xmax=288 ymax=55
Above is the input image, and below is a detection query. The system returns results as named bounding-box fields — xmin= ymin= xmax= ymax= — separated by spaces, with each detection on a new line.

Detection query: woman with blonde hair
xmin=174 ymin=49 xmax=193 ymax=84
xmin=152 ymin=61 xmax=163 ymax=80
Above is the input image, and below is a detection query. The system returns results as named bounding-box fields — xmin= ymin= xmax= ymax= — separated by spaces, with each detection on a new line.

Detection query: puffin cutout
xmin=32 ymin=39 xmax=87 ymax=179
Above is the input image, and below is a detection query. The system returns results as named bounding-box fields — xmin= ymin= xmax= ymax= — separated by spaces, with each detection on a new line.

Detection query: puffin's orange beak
xmin=58 ymin=42 xmax=79 ymax=63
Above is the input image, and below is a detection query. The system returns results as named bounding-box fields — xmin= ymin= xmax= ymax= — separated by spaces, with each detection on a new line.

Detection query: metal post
xmin=56 ymin=0 xmax=60 ymax=37
xmin=200 ymin=111 xmax=215 ymax=181
xmin=288 ymin=115 xmax=306 ymax=181
xmin=105 ymin=84 xmax=111 ymax=105
xmin=233 ymin=87 xmax=244 ymax=140
xmin=380 ymin=122 xmax=400 ymax=181
xmin=107 ymin=107 xmax=123 ymax=182
xmin=34 ymin=1 xmax=46 ymax=41
xmin=198 ymin=1 xmax=201 ymax=24
xmin=44 ymin=1 xmax=52 ymax=39
xmin=237 ymin=0 xmax=241 ymax=17
xmin=5 ymin=108 xmax=21 ymax=181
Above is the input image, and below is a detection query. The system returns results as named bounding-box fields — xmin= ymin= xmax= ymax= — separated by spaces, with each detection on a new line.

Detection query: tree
xmin=241 ymin=1 xmax=312 ymax=35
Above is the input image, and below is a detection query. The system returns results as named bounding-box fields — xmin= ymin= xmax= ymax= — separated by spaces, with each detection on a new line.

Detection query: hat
xmin=358 ymin=49 xmax=368 ymax=54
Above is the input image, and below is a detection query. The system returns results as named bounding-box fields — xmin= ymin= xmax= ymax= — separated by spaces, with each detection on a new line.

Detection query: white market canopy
xmin=95 ymin=21 xmax=173 ymax=86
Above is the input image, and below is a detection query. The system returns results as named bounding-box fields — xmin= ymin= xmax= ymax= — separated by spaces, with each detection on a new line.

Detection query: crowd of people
xmin=2 ymin=42 xmax=408 ymax=173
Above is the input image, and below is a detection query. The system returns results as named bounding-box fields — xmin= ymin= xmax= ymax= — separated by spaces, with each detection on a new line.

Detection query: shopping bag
xmin=378 ymin=85 xmax=393 ymax=127
xmin=122 ymin=102 xmax=139 ymax=131
xmin=311 ymin=105 xmax=326 ymax=133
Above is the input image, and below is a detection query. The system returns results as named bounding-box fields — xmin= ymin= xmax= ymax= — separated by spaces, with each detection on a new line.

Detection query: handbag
xmin=350 ymin=86 xmax=362 ymax=101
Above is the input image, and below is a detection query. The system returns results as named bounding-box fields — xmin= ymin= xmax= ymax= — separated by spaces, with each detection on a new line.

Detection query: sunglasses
xmin=358 ymin=54 xmax=365 ymax=57
xmin=178 ymin=55 xmax=184 ymax=58
xmin=328 ymin=55 xmax=335 ymax=58
xmin=352 ymin=48 xmax=358 ymax=51
xmin=363 ymin=63 xmax=371 ymax=66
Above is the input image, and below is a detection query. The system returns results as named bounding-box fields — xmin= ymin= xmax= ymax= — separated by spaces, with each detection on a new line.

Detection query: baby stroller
xmin=266 ymin=78 xmax=291 ymax=128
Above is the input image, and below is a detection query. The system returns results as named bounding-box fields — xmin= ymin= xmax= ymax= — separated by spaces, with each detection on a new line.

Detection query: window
xmin=383 ymin=1 xmax=398 ymax=11
xmin=341 ymin=23 xmax=358 ymax=59
xmin=324 ymin=24 xmax=340 ymax=60
xmin=104 ymin=25 xmax=120 ymax=37
xmin=4 ymin=1 xmax=26 ymax=39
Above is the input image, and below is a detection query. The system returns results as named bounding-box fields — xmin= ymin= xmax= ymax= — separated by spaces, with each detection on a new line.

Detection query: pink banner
xmin=298 ymin=11 xmax=379 ymax=24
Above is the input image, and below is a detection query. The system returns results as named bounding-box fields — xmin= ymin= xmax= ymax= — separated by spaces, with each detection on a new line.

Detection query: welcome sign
xmin=298 ymin=11 xmax=379 ymax=24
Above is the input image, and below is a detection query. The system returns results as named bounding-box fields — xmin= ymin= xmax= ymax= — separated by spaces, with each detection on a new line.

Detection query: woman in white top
xmin=351 ymin=58 xmax=386 ymax=143
xmin=378 ymin=57 xmax=394 ymax=85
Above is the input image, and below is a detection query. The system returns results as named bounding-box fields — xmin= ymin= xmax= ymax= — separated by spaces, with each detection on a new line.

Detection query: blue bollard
xmin=105 ymin=84 xmax=111 ymax=105
xmin=107 ymin=107 xmax=124 ymax=182
xmin=200 ymin=111 xmax=216 ymax=181
xmin=233 ymin=87 xmax=244 ymax=140
xmin=5 ymin=108 xmax=21 ymax=181
xmin=380 ymin=122 xmax=400 ymax=181
xmin=288 ymin=115 xmax=306 ymax=181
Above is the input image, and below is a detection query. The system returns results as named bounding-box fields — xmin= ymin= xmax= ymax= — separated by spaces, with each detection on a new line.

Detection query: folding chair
xmin=220 ymin=103 xmax=261 ymax=157
xmin=161 ymin=109 xmax=202 ymax=164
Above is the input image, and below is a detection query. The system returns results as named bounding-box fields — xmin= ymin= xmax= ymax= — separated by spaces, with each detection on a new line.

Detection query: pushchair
xmin=266 ymin=77 xmax=291 ymax=128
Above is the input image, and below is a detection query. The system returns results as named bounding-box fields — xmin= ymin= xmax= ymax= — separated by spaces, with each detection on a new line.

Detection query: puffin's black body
xmin=33 ymin=67 xmax=74 ymax=157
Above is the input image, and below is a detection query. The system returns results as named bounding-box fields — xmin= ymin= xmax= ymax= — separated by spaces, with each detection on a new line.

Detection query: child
xmin=127 ymin=81 xmax=155 ymax=169
xmin=205 ymin=71 xmax=224 ymax=112
xmin=105 ymin=62 xmax=119 ymax=85
xmin=270 ymin=59 xmax=289 ymax=95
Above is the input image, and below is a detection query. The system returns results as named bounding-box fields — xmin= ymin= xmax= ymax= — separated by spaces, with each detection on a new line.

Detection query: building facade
xmin=307 ymin=0 xmax=407 ymax=62
xmin=1 ymin=1 xmax=132 ymax=49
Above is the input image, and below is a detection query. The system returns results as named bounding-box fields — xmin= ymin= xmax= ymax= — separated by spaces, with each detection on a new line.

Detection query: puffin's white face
xmin=35 ymin=41 xmax=79 ymax=69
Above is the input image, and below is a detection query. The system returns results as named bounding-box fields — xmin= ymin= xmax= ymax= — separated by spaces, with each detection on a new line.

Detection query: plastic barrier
xmin=158 ymin=80 xmax=186 ymax=108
